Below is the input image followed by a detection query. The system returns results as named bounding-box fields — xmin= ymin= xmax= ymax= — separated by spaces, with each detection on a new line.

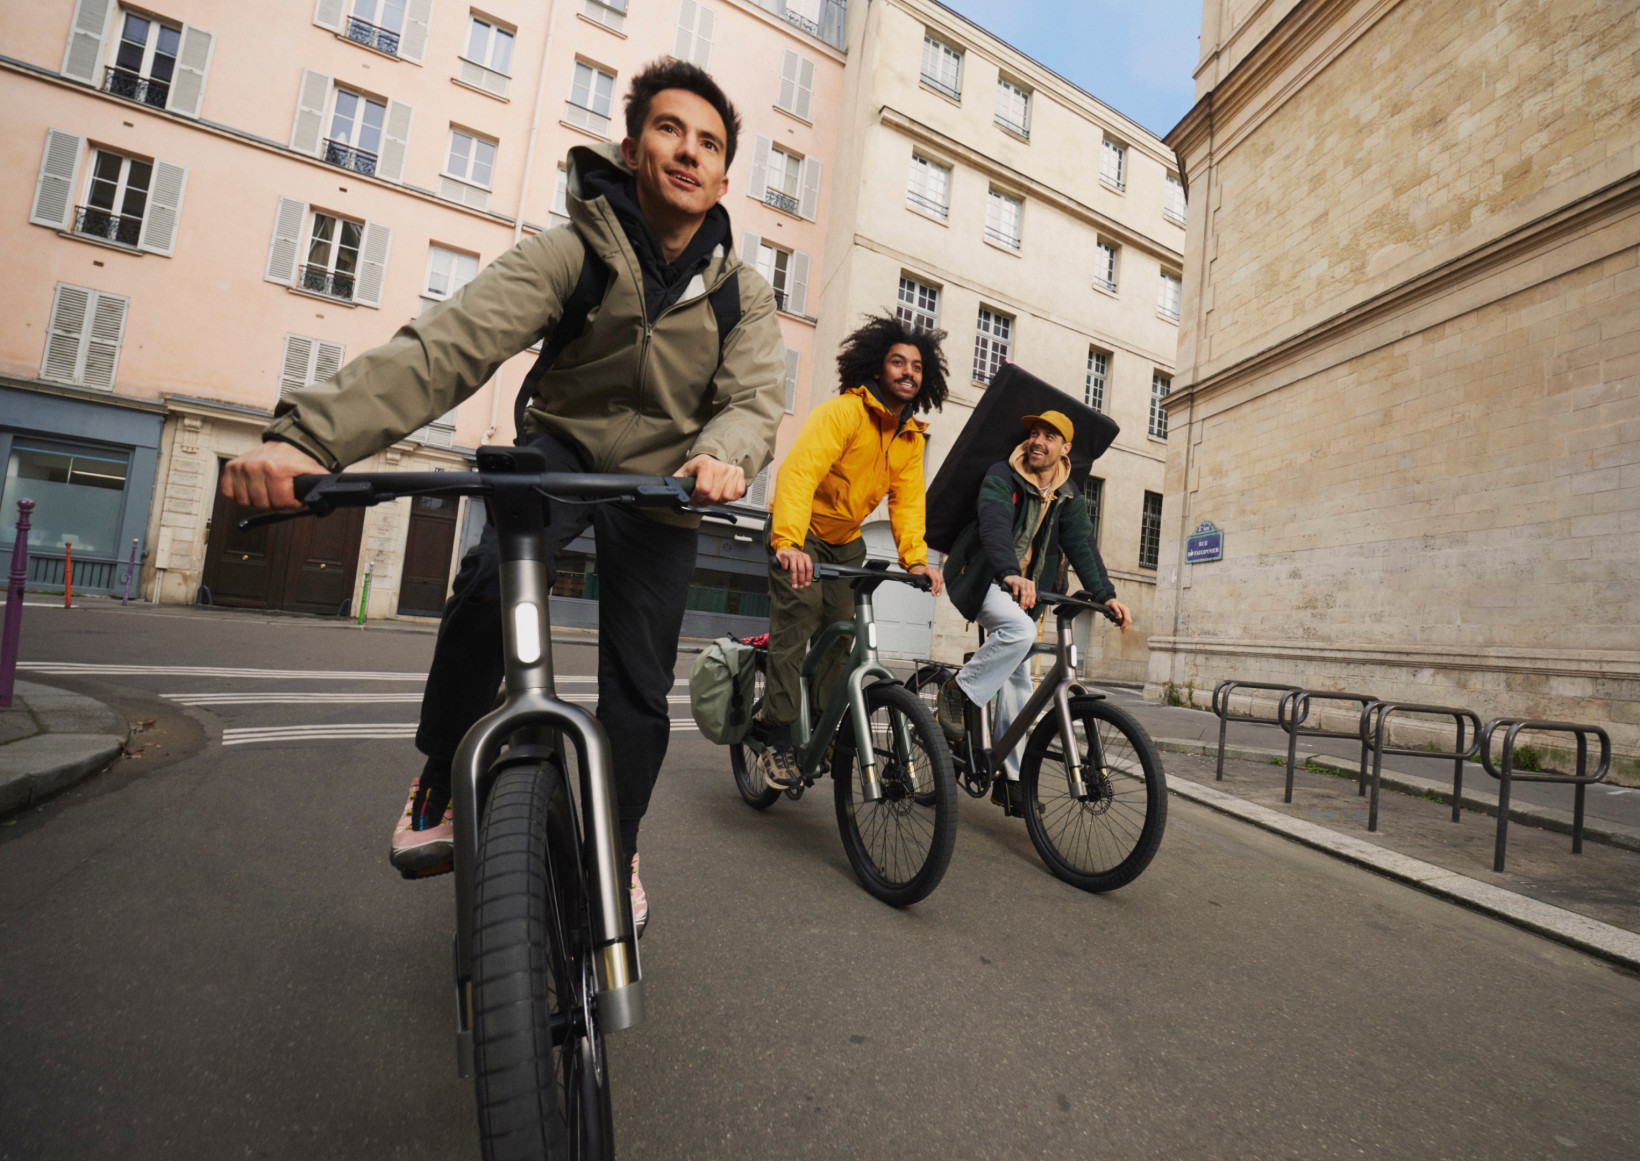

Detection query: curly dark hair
xmin=835 ymin=313 xmax=949 ymax=416
xmin=623 ymin=59 xmax=743 ymax=168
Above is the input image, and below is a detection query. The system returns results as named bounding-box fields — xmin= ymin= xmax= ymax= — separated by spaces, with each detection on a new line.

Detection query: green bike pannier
xmin=689 ymin=637 xmax=758 ymax=745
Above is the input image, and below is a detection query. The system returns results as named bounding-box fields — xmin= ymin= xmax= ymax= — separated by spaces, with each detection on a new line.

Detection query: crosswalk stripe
xmin=23 ymin=662 xmax=685 ymax=687
xmin=222 ymin=722 xmax=701 ymax=745
xmin=168 ymin=692 xmax=692 ymax=707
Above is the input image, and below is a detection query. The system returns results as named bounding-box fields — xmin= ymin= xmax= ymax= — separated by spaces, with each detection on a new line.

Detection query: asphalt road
xmin=2 ymin=603 xmax=1638 ymax=1160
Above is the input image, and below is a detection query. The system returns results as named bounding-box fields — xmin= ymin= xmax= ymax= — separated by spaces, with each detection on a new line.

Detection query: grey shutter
xmin=746 ymin=466 xmax=770 ymax=508
xmin=673 ymin=0 xmax=697 ymax=60
xmin=314 ymin=339 xmax=345 ymax=384
xmin=740 ymin=231 xmax=760 ymax=266
xmin=693 ymin=6 xmax=715 ymax=69
xmin=30 ymin=129 xmax=84 ymax=230
xmin=291 ymin=69 xmax=331 ymax=156
xmin=782 ymin=347 xmax=799 ymax=413
xmin=777 ymin=50 xmax=800 ymax=115
xmin=795 ymin=56 xmax=816 ymax=122
xmin=167 ymin=25 xmax=214 ymax=117
xmin=312 ymin=0 xmax=345 ymax=33
xmin=746 ymin=134 xmax=771 ymax=200
xmin=62 ymin=0 xmax=112 ymax=84
xmin=139 ymin=160 xmax=187 ymax=256
xmin=81 ymin=291 xmax=128 ymax=390
xmin=400 ymin=0 xmax=433 ymax=64
xmin=279 ymin=334 xmax=315 ymax=397
xmin=265 ymin=196 xmax=308 ymax=285
xmin=354 ymin=220 xmax=393 ymax=307
xmin=786 ymin=250 xmax=810 ymax=317
xmin=377 ymin=100 xmax=413 ymax=183
xmin=798 ymin=156 xmax=822 ymax=221
xmin=42 ymin=284 xmax=91 ymax=383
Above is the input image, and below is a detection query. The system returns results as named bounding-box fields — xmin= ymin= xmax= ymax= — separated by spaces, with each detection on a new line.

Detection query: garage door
xmin=861 ymin=521 xmax=934 ymax=660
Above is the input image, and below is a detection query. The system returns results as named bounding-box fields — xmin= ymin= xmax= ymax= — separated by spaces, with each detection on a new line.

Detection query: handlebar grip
xmin=293 ymin=474 xmax=327 ymax=502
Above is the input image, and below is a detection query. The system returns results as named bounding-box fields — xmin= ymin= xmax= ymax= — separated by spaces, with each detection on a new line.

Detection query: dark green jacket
xmin=944 ymin=451 xmax=1115 ymax=622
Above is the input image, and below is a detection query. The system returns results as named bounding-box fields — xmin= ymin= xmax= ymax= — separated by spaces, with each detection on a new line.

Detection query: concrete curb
xmin=1165 ymin=775 xmax=1640 ymax=971
xmin=0 ymin=680 xmax=130 ymax=818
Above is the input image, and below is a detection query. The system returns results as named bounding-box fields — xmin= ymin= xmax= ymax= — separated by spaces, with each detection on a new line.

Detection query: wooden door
xmin=397 ymin=494 xmax=459 ymax=616
xmin=201 ymin=479 xmax=284 ymax=607
xmin=281 ymin=503 xmax=365 ymax=614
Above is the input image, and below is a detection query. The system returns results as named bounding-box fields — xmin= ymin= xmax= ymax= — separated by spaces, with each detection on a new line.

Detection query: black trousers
xmin=414 ymin=432 xmax=698 ymax=859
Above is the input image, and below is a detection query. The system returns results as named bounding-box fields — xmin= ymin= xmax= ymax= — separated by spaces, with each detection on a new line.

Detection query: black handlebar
xmin=812 ymin=561 xmax=934 ymax=592
xmin=1035 ymin=590 xmax=1121 ymax=623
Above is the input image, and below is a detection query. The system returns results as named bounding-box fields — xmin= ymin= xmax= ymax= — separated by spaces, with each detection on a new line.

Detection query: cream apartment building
xmin=0 ymin=0 xmax=845 ymax=631
xmin=813 ymin=0 xmax=1186 ymax=679
xmin=1156 ymin=0 xmax=1639 ymax=766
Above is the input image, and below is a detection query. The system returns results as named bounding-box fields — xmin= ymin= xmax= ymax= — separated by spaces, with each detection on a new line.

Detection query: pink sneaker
xmin=630 ymin=853 xmax=648 ymax=938
xmin=390 ymin=778 xmax=453 ymax=879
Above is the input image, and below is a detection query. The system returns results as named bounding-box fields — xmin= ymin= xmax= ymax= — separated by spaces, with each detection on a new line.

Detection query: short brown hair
xmin=623 ymin=59 xmax=743 ymax=168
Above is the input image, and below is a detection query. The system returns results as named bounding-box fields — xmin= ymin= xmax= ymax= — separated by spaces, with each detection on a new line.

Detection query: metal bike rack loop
xmin=1362 ymin=702 xmax=1482 ymax=833
xmin=1211 ymin=680 xmax=1301 ymax=781
xmin=1276 ymin=689 xmax=1379 ymax=804
xmin=1479 ymin=719 xmax=1611 ymax=873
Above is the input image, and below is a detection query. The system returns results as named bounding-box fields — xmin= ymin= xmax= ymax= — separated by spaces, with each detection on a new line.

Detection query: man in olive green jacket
xmin=221 ymin=62 xmax=786 ymax=932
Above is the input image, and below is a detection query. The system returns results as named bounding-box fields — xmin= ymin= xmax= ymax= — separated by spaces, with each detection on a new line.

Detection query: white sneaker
xmin=630 ymin=853 xmax=648 ymax=939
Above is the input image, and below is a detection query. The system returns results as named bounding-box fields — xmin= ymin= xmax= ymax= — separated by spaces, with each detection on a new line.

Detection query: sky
xmin=934 ymin=0 xmax=1204 ymax=139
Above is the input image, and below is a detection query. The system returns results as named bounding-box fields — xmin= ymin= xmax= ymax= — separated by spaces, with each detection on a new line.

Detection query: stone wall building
xmin=1156 ymin=0 xmax=1640 ymax=764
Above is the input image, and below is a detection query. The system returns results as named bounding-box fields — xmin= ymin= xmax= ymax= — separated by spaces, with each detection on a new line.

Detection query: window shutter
xmin=400 ymin=0 xmax=433 ymax=64
xmin=314 ymin=339 xmax=345 ymax=384
xmin=783 ymin=347 xmax=799 ymax=413
xmin=673 ymin=0 xmax=697 ymax=61
xmin=291 ymin=69 xmax=332 ymax=156
xmin=746 ymin=466 xmax=770 ymax=508
xmin=354 ymin=220 xmax=393 ymax=307
xmin=798 ymin=156 xmax=822 ymax=221
xmin=264 ymin=196 xmax=308 ymax=285
xmin=139 ymin=161 xmax=187 ymax=256
xmin=692 ymin=7 xmax=715 ymax=69
xmin=279 ymin=334 xmax=315 ymax=397
xmin=786 ymin=250 xmax=810 ymax=317
xmin=62 ymin=0 xmax=112 ymax=84
xmin=30 ymin=129 xmax=84 ymax=230
xmin=377 ymin=100 xmax=413 ymax=183
xmin=42 ymin=285 xmax=91 ymax=384
xmin=167 ymin=25 xmax=214 ymax=117
xmin=777 ymin=51 xmax=800 ymax=116
xmin=312 ymin=0 xmax=345 ymax=34
xmin=80 ymin=292 xmax=127 ymax=390
xmin=740 ymin=231 xmax=760 ymax=266
xmin=795 ymin=56 xmax=816 ymax=122
xmin=746 ymin=134 xmax=771 ymax=200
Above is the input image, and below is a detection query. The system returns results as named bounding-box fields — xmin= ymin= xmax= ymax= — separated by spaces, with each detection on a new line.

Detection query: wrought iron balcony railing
xmin=920 ymin=73 xmax=961 ymax=101
xmin=984 ymin=225 xmax=1020 ymax=250
xmin=763 ymin=187 xmax=800 ymax=216
xmin=772 ymin=289 xmax=788 ymax=313
xmin=994 ymin=114 xmax=1029 ymax=139
xmin=298 ymin=265 xmax=356 ymax=301
xmin=905 ymin=190 xmax=948 ymax=218
xmin=323 ymin=139 xmax=378 ymax=177
xmin=74 ymin=205 xmax=142 ymax=247
xmin=102 ymin=66 xmax=168 ymax=110
xmin=345 ymin=16 xmax=400 ymax=56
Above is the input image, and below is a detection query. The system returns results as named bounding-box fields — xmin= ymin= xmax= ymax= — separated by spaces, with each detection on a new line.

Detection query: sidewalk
xmin=1111 ymin=693 xmax=1640 ymax=969
xmin=0 ymin=680 xmax=128 ymax=818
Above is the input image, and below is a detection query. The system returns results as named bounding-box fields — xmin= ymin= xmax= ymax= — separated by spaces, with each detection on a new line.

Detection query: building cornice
xmin=1 ymin=374 xmax=168 ymax=415
xmin=721 ymin=0 xmax=849 ymax=63
xmin=1149 ymin=635 xmax=1640 ymax=683
xmin=877 ymin=106 xmax=1183 ymax=267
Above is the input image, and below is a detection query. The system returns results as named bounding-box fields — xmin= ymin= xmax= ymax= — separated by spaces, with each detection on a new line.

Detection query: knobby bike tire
xmin=832 ymin=682 xmax=958 ymax=906
xmin=1019 ymin=696 xmax=1167 ymax=893
xmin=729 ymin=652 xmax=780 ymax=809
xmin=472 ymin=762 xmax=614 ymax=1161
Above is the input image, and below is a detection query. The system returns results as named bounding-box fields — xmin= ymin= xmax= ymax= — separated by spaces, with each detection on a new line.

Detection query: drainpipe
xmin=483 ymin=0 xmax=562 ymax=447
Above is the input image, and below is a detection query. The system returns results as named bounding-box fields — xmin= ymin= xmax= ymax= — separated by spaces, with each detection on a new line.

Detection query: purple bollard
xmin=0 ymin=498 xmax=35 ymax=708
xmin=122 ymin=537 xmax=139 ymax=606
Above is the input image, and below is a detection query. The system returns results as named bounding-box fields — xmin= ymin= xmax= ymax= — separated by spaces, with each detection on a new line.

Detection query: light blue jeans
xmin=953 ymin=584 xmax=1037 ymax=780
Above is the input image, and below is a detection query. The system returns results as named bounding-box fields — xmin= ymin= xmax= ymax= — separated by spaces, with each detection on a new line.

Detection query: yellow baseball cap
xmin=1020 ymin=410 xmax=1074 ymax=444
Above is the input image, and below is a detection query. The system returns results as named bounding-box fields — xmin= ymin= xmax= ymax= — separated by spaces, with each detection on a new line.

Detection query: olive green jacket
xmin=264 ymin=144 xmax=787 ymax=488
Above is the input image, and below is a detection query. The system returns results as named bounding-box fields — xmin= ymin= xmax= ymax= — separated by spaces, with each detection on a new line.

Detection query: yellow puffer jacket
xmin=769 ymin=385 xmax=929 ymax=567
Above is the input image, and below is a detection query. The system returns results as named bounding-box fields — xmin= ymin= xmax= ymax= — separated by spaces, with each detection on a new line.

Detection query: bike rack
xmin=1362 ymin=702 xmax=1482 ymax=832
xmin=1479 ymin=719 xmax=1611 ymax=873
xmin=1276 ymin=689 xmax=1379 ymax=804
xmin=1211 ymin=680 xmax=1302 ymax=781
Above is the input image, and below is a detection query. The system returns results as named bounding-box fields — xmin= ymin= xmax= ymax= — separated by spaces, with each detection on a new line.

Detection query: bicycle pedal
xmin=400 ymin=861 xmax=453 ymax=880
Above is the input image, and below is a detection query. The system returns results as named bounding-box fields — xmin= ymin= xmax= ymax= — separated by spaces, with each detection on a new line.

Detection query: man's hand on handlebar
xmin=677 ymin=454 xmax=744 ymax=505
xmin=1004 ymin=574 xmax=1036 ymax=611
xmin=1105 ymin=598 xmax=1133 ymax=632
xmin=221 ymin=441 xmax=328 ymax=511
xmin=908 ymin=563 xmax=944 ymax=596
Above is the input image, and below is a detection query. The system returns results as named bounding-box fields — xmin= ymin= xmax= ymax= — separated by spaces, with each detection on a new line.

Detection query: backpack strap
xmin=707 ymin=270 xmax=741 ymax=361
xmin=513 ymin=242 xmax=610 ymax=439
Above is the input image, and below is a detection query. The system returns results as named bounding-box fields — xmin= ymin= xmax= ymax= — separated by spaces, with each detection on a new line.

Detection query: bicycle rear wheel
xmin=472 ymin=762 xmax=614 ymax=1161
xmin=729 ymin=651 xmax=780 ymax=809
xmin=832 ymin=682 xmax=957 ymax=906
xmin=1020 ymin=696 xmax=1167 ymax=893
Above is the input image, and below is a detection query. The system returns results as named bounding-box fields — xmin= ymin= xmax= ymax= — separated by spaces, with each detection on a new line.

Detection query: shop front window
xmin=1 ymin=440 xmax=130 ymax=555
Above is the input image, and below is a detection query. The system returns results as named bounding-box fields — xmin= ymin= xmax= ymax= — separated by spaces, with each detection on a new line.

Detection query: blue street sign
xmin=1186 ymin=521 xmax=1223 ymax=563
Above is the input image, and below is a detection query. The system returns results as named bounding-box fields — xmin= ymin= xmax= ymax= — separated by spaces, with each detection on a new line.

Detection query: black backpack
xmin=513 ymin=240 xmax=743 ymax=437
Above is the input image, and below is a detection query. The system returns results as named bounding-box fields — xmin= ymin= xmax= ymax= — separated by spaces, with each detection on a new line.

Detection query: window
xmin=291 ymin=71 xmax=411 ymax=182
xmin=582 ymin=0 xmax=628 ymax=35
xmin=1150 ymin=372 xmax=1171 ymax=439
xmin=1094 ymin=240 xmax=1118 ymax=292
xmin=266 ymin=196 xmax=392 ymax=307
xmin=1100 ymin=138 xmax=1126 ymax=191
xmin=442 ymin=129 xmax=497 ymax=209
xmin=32 ymin=130 xmax=186 ymax=256
xmin=40 ymin=283 xmax=128 ymax=391
xmin=77 ymin=149 xmax=151 ymax=248
xmin=278 ymin=333 xmax=346 ymax=398
xmin=776 ymin=50 xmax=816 ymax=121
xmin=1 ymin=439 xmax=130 ymax=556
xmin=346 ymin=0 xmax=406 ymax=55
xmin=742 ymin=232 xmax=810 ymax=315
xmin=1086 ymin=348 xmax=1109 ymax=411
xmin=673 ymin=1 xmax=715 ymax=69
xmin=108 ymin=10 xmax=179 ymax=108
xmin=315 ymin=0 xmax=429 ymax=62
xmin=995 ymin=78 xmax=1030 ymax=138
xmin=973 ymin=307 xmax=1012 ymax=384
xmin=425 ymin=245 xmax=479 ymax=300
xmin=566 ymin=62 xmax=616 ymax=137
xmin=1159 ymin=271 xmax=1182 ymax=322
xmin=985 ymin=189 xmax=1022 ymax=250
xmin=1139 ymin=492 xmax=1163 ymax=570
xmin=907 ymin=153 xmax=951 ymax=218
xmin=1164 ymin=174 xmax=1187 ymax=225
xmin=896 ymin=276 xmax=938 ymax=332
xmin=1084 ymin=477 xmax=1103 ymax=547
xmin=550 ymin=168 xmax=570 ymax=228
xmin=921 ymin=33 xmax=962 ymax=100
xmin=755 ymin=243 xmax=790 ymax=304
xmin=64 ymin=4 xmax=212 ymax=116
xmin=327 ymin=89 xmax=386 ymax=175
xmin=302 ymin=211 xmax=363 ymax=301
xmin=767 ymin=146 xmax=803 ymax=214
xmin=458 ymin=13 xmax=514 ymax=97
xmin=748 ymin=136 xmax=822 ymax=221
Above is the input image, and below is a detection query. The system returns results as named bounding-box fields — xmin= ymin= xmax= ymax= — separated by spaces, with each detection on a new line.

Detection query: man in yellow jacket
xmin=756 ymin=315 xmax=948 ymax=788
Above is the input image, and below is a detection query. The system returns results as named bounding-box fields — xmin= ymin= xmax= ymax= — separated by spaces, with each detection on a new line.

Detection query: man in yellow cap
xmin=938 ymin=411 xmax=1131 ymax=809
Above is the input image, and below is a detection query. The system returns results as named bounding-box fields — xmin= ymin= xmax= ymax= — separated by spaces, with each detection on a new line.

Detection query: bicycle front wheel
xmin=832 ymin=682 xmax=957 ymax=906
xmin=472 ymin=762 xmax=614 ymax=1161
xmin=1020 ymin=696 xmax=1167 ymax=893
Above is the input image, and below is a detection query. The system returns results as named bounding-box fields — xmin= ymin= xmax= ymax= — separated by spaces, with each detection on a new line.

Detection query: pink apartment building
xmin=0 ymin=0 xmax=846 ymax=632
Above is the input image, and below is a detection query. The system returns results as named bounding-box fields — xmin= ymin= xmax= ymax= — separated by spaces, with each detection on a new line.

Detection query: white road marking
xmin=169 ymin=692 xmax=690 ymax=707
xmin=222 ymin=724 xmax=419 ymax=745
xmin=21 ymin=662 xmax=427 ymax=681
